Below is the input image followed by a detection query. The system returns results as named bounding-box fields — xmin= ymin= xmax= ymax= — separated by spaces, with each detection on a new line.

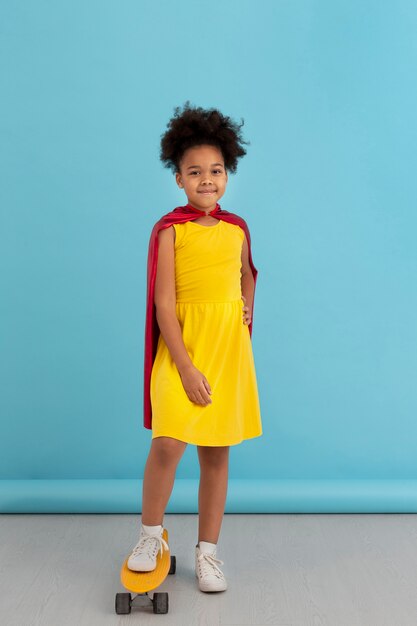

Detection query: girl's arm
xmin=154 ymin=227 xmax=212 ymax=405
xmin=241 ymin=233 xmax=254 ymax=325
xmin=154 ymin=227 xmax=192 ymax=372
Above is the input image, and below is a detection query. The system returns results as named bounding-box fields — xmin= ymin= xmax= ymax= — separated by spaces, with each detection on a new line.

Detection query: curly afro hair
xmin=160 ymin=101 xmax=249 ymax=174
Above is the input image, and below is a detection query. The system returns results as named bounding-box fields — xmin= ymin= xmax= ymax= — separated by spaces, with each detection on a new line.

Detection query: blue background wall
xmin=1 ymin=0 xmax=417 ymax=512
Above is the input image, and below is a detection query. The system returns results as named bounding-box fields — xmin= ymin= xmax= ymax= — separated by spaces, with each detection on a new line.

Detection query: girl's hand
xmin=241 ymin=295 xmax=252 ymax=325
xmin=178 ymin=364 xmax=212 ymax=406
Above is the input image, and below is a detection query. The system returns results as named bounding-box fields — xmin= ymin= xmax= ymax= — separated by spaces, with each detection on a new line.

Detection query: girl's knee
xmin=152 ymin=436 xmax=187 ymax=464
xmin=198 ymin=445 xmax=229 ymax=468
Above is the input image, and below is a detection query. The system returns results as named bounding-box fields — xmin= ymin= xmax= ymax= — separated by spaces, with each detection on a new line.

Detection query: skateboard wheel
xmin=169 ymin=555 xmax=176 ymax=575
xmin=115 ymin=592 xmax=132 ymax=614
xmin=153 ymin=592 xmax=169 ymax=614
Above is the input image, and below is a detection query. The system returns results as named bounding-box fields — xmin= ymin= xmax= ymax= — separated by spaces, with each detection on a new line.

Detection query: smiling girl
xmin=127 ymin=102 xmax=263 ymax=592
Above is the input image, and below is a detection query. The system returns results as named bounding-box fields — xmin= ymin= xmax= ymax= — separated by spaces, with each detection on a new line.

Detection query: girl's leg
xmin=197 ymin=445 xmax=230 ymax=543
xmin=141 ymin=436 xmax=187 ymax=525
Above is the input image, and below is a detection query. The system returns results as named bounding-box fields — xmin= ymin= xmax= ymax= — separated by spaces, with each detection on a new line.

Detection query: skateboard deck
xmin=121 ymin=528 xmax=171 ymax=593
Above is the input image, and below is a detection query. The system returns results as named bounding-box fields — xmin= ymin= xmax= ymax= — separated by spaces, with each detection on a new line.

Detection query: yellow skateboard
xmin=115 ymin=528 xmax=176 ymax=615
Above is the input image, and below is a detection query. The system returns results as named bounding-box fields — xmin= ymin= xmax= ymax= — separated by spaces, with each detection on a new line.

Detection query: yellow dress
xmin=150 ymin=218 xmax=263 ymax=446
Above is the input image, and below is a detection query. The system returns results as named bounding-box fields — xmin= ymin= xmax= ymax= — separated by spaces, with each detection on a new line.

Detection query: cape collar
xmin=183 ymin=202 xmax=220 ymax=216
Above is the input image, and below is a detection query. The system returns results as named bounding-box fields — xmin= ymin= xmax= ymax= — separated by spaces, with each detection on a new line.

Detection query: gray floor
xmin=1 ymin=513 xmax=416 ymax=625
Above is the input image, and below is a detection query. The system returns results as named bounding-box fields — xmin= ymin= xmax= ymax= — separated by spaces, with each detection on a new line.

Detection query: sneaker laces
xmin=197 ymin=551 xmax=225 ymax=580
xmin=131 ymin=532 xmax=169 ymax=560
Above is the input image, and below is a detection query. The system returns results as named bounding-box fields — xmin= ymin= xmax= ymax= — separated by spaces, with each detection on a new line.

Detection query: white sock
xmin=198 ymin=540 xmax=217 ymax=554
xmin=141 ymin=523 xmax=163 ymax=536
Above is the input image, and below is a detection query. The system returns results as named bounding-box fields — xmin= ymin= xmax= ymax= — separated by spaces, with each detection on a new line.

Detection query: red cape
xmin=143 ymin=202 xmax=258 ymax=429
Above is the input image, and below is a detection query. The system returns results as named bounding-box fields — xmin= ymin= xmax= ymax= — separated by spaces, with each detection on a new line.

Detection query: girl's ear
xmin=175 ymin=171 xmax=183 ymax=188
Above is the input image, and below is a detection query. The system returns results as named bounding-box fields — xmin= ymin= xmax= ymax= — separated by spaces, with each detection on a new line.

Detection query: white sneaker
xmin=195 ymin=544 xmax=228 ymax=592
xmin=127 ymin=526 xmax=169 ymax=572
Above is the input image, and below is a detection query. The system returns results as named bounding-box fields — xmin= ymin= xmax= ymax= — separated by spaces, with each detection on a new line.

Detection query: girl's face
xmin=175 ymin=144 xmax=228 ymax=213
